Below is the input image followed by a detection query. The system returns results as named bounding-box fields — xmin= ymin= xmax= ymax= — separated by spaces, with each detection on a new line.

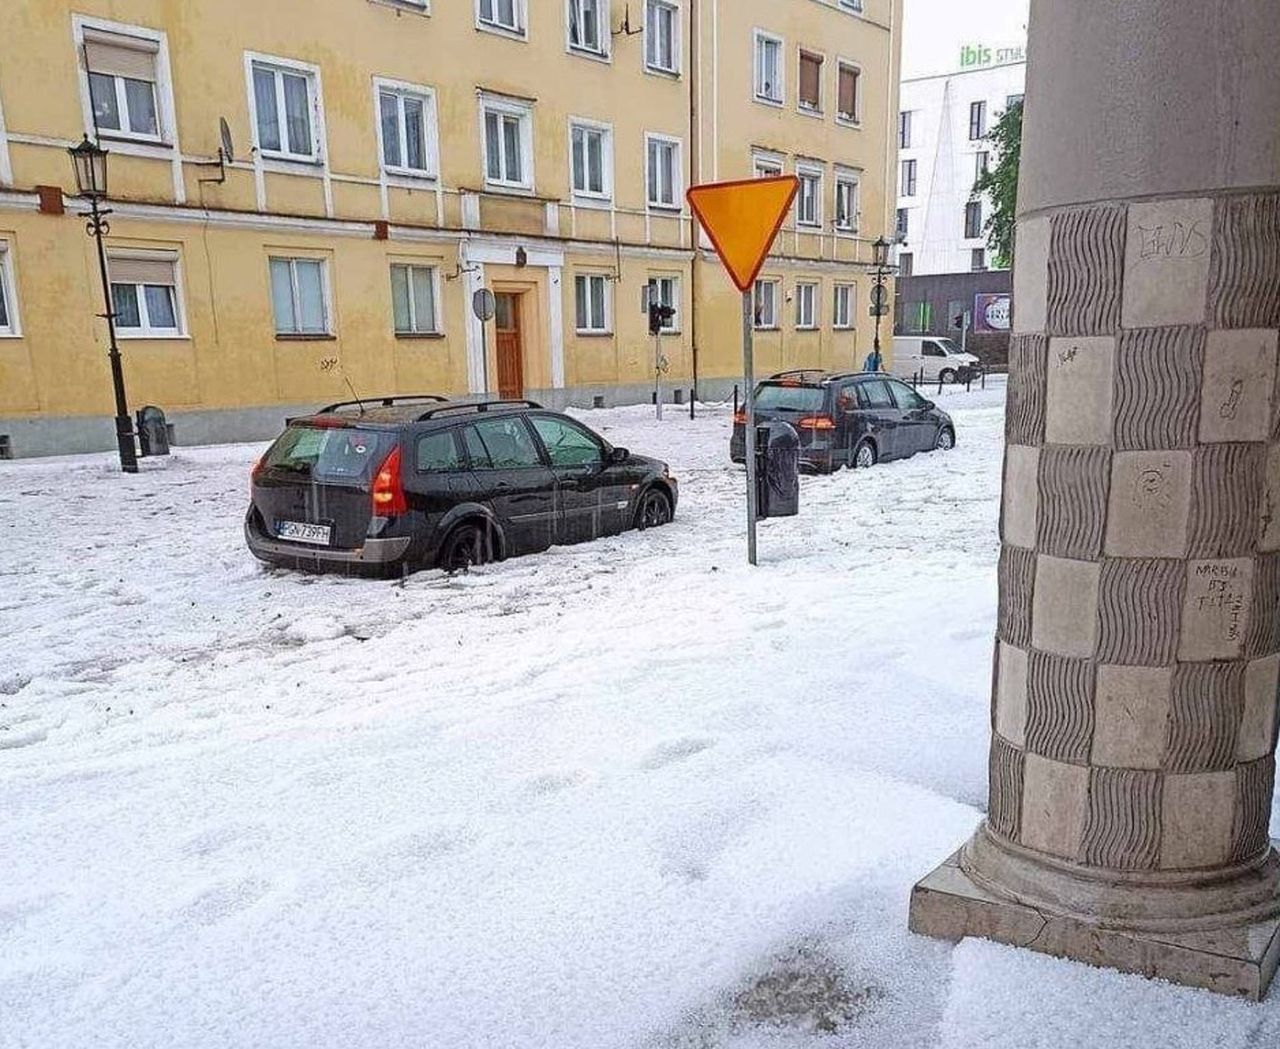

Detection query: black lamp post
xmin=870 ymin=235 xmax=892 ymax=372
xmin=69 ymin=135 xmax=137 ymax=473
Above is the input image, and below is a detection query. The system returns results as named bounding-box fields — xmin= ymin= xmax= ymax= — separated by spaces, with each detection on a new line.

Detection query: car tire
xmin=636 ymin=487 xmax=674 ymax=530
xmin=438 ymin=521 xmax=491 ymax=573
xmin=940 ymin=368 xmax=957 ymax=384
xmin=853 ymin=439 xmax=878 ymax=469
xmin=936 ymin=427 xmax=956 ymax=451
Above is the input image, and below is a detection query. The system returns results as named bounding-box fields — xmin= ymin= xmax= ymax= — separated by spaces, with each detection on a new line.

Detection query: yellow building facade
xmin=0 ymin=0 xmax=901 ymax=455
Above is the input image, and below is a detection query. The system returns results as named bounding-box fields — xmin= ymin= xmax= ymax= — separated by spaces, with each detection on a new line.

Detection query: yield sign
xmin=686 ymin=176 xmax=800 ymax=292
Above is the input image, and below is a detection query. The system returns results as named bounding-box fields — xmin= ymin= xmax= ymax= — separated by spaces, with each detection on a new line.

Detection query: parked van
xmin=890 ymin=336 xmax=981 ymax=384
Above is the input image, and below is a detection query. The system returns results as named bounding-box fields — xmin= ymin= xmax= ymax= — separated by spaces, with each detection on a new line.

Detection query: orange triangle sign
xmin=686 ymin=176 xmax=800 ymax=292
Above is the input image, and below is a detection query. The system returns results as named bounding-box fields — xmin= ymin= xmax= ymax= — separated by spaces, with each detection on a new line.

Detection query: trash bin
xmin=135 ymin=405 xmax=171 ymax=457
xmin=754 ymin=420 xmax=800 ymax=519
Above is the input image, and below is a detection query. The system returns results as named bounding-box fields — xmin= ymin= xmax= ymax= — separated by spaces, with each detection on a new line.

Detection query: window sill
xmin=753 ymin=326 xmax=780 ymax=333
xmin=260 ymin=152 xmax=325 ymax=169
xmin=97 ymin=131 xmax=172 ymax=150
xmin=382 ymin=167 xmax=438 ymax=184
xmin=275 ymin=332 xmax=337 ymax=341
xmin=477 ymin=21 xmax=528 ymax=42
xmin=369 ymin=0 xmax=429 ymax=15
xmin=836 ymin=117 xmax=863 ymax=130
xmin=647 ymin=203 xmax=683 ymax=215
xmin=575 ymin=330 xmax=614 ymax=338
xmin=834 ymin=325 xmax=856 ymax=332
xmin=568 ymin=45 xmax=611 ymax=64
xmin=644 ymin=65 xmax=682 ymax=81
xmin=571 ymin=194 xmax=614 ymax=209
xmin=0 ymin=331 xmax=23 ymax=339
xmin=483 ymin=182 xmax=536 ymax=197
xmin=116 ymin=332 xmax=190 ymax=341
xmin=796 ymin=326 xmax=819 ymax=332
xmin=754 ymin=95 xmax=785 ymax=108
xmin=797 ymin=105 xmax=824 ymax=119
xmin=395 ymin=331 xmax=446 ymax=340
xmin=797 ymin=222 xmax=822 ymax=231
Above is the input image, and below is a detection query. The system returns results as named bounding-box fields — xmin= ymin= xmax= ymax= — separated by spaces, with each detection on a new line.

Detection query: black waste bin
xmin=136 ymin=405 xmax=171 ymax=457
xmin=754 ymin=420 xmax=800 ymax=519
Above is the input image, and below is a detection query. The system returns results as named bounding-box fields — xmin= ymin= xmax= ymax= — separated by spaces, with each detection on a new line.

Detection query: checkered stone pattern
xmin=991 ymin=193 xmax=1280 ymax=873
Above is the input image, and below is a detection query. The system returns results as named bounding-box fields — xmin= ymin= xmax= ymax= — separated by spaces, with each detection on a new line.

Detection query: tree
xmin=972 ymin=98 xmax=1023 ymax=270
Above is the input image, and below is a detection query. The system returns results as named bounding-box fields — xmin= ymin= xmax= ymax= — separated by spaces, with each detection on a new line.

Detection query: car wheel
xmin=853 ymin=440 xmax=878 ymax=469
xmin=940 ymin=368 xmax=957 ymax=384
xmin=636 ymin=488 xmax=673 ymax=529
xmin=936 ymin=427 xmax=955 ymax=451
xmin=438 ymin=522 xmax=490 ymax=573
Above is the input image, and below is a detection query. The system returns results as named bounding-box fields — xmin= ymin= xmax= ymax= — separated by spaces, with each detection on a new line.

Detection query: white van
xmin=890 ymin=336 xmax=981 ymax=383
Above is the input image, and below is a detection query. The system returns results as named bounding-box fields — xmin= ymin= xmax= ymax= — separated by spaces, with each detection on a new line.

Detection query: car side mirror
xmin=609 ymin=446 xmax=629 ymax=464
xmin=923 ymin=400 xmax=936 ymax=410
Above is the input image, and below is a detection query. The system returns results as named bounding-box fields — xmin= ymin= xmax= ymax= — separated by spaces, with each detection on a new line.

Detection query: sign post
xmin=686 ymin=175 xmax=800 ymax=566
xmin=472 ymin=288 xmax=496 ymax=395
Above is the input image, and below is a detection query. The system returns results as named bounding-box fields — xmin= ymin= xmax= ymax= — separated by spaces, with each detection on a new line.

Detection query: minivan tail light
xmin=797 ymin=415 xmax=836 ymax=430
xmin=371 ymin=445 xmax=407 ymax=516
xmin=250 ymin=453 xmax=267 ymax=496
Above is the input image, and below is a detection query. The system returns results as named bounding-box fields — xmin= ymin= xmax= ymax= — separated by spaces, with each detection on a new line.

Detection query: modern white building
xmin=895 ymin=57 xmax=1026 ymax=276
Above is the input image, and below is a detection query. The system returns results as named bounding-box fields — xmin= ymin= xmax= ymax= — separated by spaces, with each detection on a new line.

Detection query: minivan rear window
xmin=752 ymin=384 xmax=826 ymax=413
xmin=264 ymin=425 xmax=390 ymax=484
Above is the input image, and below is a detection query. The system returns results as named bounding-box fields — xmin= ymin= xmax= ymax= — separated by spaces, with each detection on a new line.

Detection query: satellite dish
xmin=219 ymin=117 xmax=235 ymax=163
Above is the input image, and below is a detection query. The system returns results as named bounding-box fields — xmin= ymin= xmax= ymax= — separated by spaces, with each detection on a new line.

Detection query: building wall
xmin=0 ymin=0 xmax=902 ymax=456
xmin=893 ymin=269 xmax=1012 ymax=367
xmin=896 ymin=60 xmax=1024 ymax=276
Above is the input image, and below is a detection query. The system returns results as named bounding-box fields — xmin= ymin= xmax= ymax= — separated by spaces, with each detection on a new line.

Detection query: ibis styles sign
xmin=959 ymin=43 xmax=1026 ymax=70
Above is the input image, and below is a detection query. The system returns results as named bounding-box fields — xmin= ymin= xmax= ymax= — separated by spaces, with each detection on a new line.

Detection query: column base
xmin=909 ymin=834 xmax=1280 ymax=1001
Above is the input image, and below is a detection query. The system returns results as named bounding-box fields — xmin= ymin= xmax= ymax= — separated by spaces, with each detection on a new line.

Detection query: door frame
xmin=493 ymin=290 xmax=525 ymax=400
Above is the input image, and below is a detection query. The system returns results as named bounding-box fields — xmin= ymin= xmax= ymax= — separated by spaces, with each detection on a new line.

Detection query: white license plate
xmin=275 ymin=521 xmax=332 ymax=546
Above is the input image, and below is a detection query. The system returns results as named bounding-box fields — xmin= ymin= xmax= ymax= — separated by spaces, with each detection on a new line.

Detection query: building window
xmin=753 ymin=152 xmax=783 ymax=178
xmin=753 ymin=279 xmax=779 ymax=329
xmin=1006 ymin=93 xmax=1024 ymax=109
xmin=84 ymin=30 xmax=162 ymax=141
xmin=109 ymin=254 xmax=182 ymax=338
xmin=835 ymin=174 xmax=859 ymax=232
xmin=975 ymin=151 xmax=989 ymax=179
xmin=969 ymin=100 xmax=987 ymax=140
xmin=478 ymin=0 xmax=525 ymax=35
xmin=903 ymin=301 xmax=931 ymax=333
xmin=794 ymin=281 xmax=818 ymax=329
xmin=568 ymin=0 xmax=608 ymax=55
xmin=971 ymin=247 xmax=987 ymax=271
xmin=833 ymin=284 xmax=854 ymax=329
xmin=575 ymin=274 xmax=610 ymax=333
xmin=646 ymin=134 xmax=681 ymax=209
xmin=647 ymin=276 xmax=680 ymax=332
xmin=251 ymin=60 xmax=319 ymax=161
xmin=390 ymin=263 xmax=439 ymax=335
xmin=901 ymin=159 xmax=917 ymax=197
xmin=377 ymin=83 xmax=436 ymax=177
xmin=645 ymin=0 xmax=679 ymax=74
xmin=898 ymin=251 xmax=913 ymax=277
xmin=0 ymin=243 xmax=19 ymax=336
xmin=965 ymin=200 xmax=983 ymax=238
xmin=796 ymin=168 xmax=821 ymax=227
xmin=754 ymin=32 xmax=783 ymax=104
xmin=798 ymin=51 xmax=823 ymax=112
xmin=898 ymin=110 xmax=913 ymax=149
xmin=269 ymin=257 xmax=329 ymax=335
xmin=896 ymin=207 xmax=909 ymax=240
xmin=838 ymin=0 xmax=864 ymax=10
xmin=837 ymin=62 xmax=860 ymax=122
xmin=482 ymin=97 xmax=533 ymax=189
xmin=570 ymin=121 xmax=611 ymax=200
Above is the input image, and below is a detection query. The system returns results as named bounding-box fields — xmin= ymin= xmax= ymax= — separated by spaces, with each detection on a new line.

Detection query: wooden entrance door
xmin=494 ymin=293 xmax=524 ymax=400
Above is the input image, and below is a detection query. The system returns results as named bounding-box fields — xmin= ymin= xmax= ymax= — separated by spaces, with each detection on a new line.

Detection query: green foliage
xmin=972 ymin=98 xmax=1022 ymax=270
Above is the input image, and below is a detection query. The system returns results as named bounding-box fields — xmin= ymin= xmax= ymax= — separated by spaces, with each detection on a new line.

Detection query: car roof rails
xmin=769 ymin=368 xmax=830 ymax=384
xmin=319 ymin=394 xmax=449 ymax=413
xmin=414 ymin=399 xmax=544 ymax=421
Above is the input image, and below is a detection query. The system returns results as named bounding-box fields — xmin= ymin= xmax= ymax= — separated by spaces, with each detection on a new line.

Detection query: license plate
xmin=275 ymin=520 xmax=332 ymax=546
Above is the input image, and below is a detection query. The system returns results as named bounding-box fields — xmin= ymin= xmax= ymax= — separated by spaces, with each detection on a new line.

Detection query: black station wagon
xmin=246 ymin=397 xmax=677 ymax=575
xmin=730 ymin=369 xmax=956 ymax=473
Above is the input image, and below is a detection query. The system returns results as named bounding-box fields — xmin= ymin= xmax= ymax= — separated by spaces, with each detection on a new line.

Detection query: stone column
xmin=908 ymin=0 xmax=1280 ymax=1000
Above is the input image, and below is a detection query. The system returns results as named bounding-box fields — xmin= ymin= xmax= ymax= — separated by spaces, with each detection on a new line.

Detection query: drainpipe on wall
xmin=688 ymin=0 xmax=699 ymax=413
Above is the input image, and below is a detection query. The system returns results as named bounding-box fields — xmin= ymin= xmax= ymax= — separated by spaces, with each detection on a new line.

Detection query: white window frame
xmin=901 ymin=158 xmax=917 ymax=197
xmin=647 ymin=275 xmax=681 ymax=333
xmin=567 ymin=0 xmax=611 ymax=59
xmin=753 ymin=279 xmax=779 ymax=330
xmin=833 ymin=283 xmax=854 ymax=330
xmin=794 ymin=281 xmax=819 ymax=330
xmin=107 ymin=251 xmax=186 ymax=340
xmin=969 ymin=100 xmax=988 ymax=140
xmin=644 ymin=0 xmax=681 ymax=76
xmin=568 ymin=117 xmax=614 ymax=203
xmin=476 ymin=0 xmax=527 ymax=38
xmin=753 ymin=30 xmax=784 ymax=106
xmin=797 ymin=48 xmax=824 ymax=114
xmin=752 ymin=149 xmax=784 ymax=179
xmin=72 ymin=16 xmax=177 ymax=151
xmin=835 ymin=170 xmax=860 ymax=232
xmin=0 ymin=241 xmax=20 ymax=337
xmin=390 ymin=261 xmax=443 ymax=336
xmin=480 ymin=93 xmax=535 ymax=192
xmin=795 ymin=165 xmax=822 ymax=228
xmin=898 ymin=109 xmax=913 ymax=149
xmin=574 ymin=273 xmax=612 ymax=334
xmin=246 ymin=53 xmax=324 ymax=164
xmin=269 ymin=256 xmax=333 ymax=336
xmin=373 ymin=78 xmax=440 ymax=180
xmin=836 ymin=58 xmax=862 ymax=126
xmin=965 ymin=199 xmax=984 ymax=240
xmin=645 ymin=133 xmax=682 ymax=211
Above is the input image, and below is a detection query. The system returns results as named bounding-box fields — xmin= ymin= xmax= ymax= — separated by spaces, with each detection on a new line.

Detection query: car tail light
xmin=797 ymin=415 xmax=836 ymax=431
xmin=372 ymin=445 xmax=407 ymax=516
xmin=733 ymin=410 xmax=747 ymax=425
xmin=250 ymin=453 xmax=267 ymax=496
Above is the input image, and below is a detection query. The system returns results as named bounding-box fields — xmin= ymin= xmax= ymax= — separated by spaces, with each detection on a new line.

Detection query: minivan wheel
xmin=853 ymin=440 xmax=878 ymax=468
xmin=636 ymin=488 xmax=673 ymax=529
xmin=438 ymin=522 xmax=490 ymax=573
xmin=936 ymin=427 xmax=956 ymax=451
xmin=940 ymin=368 xmax=957 ymax=384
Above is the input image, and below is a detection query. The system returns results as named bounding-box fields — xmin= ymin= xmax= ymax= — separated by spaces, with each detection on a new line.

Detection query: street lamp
xmin=68 ymin=135 xmax=137 ymax=473
xmin=870 ymin=235 xmax=892 ymax=372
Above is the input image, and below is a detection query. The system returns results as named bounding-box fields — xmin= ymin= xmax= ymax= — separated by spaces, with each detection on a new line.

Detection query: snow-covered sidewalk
xmin=2 ymin=382 xmax=1277 ymax=1048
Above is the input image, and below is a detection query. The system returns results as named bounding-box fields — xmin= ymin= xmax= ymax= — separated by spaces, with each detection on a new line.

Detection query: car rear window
xmin=857 ymin=380 xmax=895 ymax=409
xmin=752 ymin=384 xmax=827 ymax=413
xmin=264 ymin=425 xmax=391 ymax=484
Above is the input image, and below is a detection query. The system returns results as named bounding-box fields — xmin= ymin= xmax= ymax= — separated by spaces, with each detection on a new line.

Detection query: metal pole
xmin=87 ymin=196 xmax=137 ymax=473
xmin=873 ymin=267 xmax=884 ymax=371
xmin=480 ymin=315 xmax=490 ymax=395
xmin=655 ymin=330 xmax=663 ymax=421
xmin=742 ymin=290 xmax=758 ymax=566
